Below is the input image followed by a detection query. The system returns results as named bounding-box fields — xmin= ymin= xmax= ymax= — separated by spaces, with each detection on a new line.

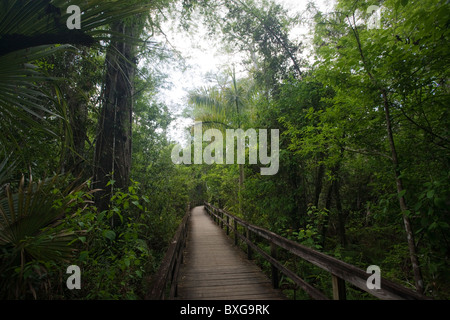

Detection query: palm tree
xmin=0 ymin=0 xmax=155 ymax=298
xmin=0 ymin=0 xmax=153 ymax=156
xmin=188 ymin=68 xmax=256 ymax=214
xmin=0 ymin=174 xmax=96 ymax=298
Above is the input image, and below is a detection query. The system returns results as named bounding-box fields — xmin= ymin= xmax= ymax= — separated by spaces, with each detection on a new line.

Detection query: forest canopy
xmin=0 ymin=0 xmax=449 ymax=300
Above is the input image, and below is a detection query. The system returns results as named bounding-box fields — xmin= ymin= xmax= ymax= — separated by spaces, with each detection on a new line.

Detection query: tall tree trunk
xmin=382 ymin=90 xmax=424 ymax=294
xmin=334 ymin=175 xmax=346 ymax=247
xmin=239 ymin=163 xmax=244 ymax=216
xmin=321 ymin=182 xmax=334 ymax=248
xmin=314 ymin=153 xmax=325 ymax=208
xmin=232 ymin=67 xmax=245 ymax=216
xmin=349 ymin=17 xmax=424 ymax=294
xmin=66 ymin=93 xmax=88 ymax=176
xmin=94 ymin=20 xmax=136 ymax=215
xmin=320 ymin=161 xmax=346 ymax=248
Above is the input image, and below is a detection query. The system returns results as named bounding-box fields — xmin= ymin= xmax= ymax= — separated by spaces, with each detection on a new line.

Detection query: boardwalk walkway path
xmin=177 ymin=206 xmax=285 ymax=300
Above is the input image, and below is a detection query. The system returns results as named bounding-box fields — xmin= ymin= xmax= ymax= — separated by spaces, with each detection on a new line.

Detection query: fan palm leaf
xmin=0 ymin=0 xmax=156 ymax=148
xmin=0 ymin=174 xmax=96 ymax=276
xmin=0 ymin=174 xmax=96 ymax=298
xmin=189 ymin=87 xmax=233 ymax=130
xmin=188 ymin=74 xmax=257 ymax=132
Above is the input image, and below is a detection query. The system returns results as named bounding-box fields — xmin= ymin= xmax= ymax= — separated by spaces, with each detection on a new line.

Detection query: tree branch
xmin=343 ymin=146 xmax=392 ymax=160
xmin=0 ymin=32 xmax=95 ymax=57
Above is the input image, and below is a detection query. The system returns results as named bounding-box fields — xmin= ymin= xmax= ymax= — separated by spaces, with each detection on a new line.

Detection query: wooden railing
xmin=147 ymin=204 xmax=190 ymax=300
xmin=204 ymin=202 xmax=429 ymax=300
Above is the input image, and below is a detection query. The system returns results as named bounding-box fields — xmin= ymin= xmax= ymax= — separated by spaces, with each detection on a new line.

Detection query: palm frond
xmin=0 ymin=0 xmax=155 ymax=56
xmin=0 ymin=0 xmax=155 ymax=152
xmin=189 ymin=87 xmax=237 ymax=130
xmin=0 ymin=174 xmax=91 ymax=263
xmin=0 ymin=153 xmax=17 ymax=189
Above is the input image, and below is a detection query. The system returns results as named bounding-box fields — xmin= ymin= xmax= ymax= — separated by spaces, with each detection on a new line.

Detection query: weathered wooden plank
xmin=177 ymin=206 xmax=286 ymax=300
xmin=148 ymin=205 xmax=190 ymax=300
xmin=183 ymin=292 xmax=284 ymax=300
xmin=181 ymin=271 xmax=268 ymax=279
xmin=181 ymin=284 xmax=277 ymax=294
xmin=181 ymin=272 xmax=267 ymax=281
xmin=205 ymin=202 xmax=430 ymax=300
xmin=180 ymin=278 xmax=273 ymax=288
xmin=332 ymin=274 xmax=347 ymax=300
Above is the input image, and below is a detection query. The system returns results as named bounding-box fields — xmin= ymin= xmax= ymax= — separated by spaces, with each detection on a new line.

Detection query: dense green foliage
xmin=185 ymin=0 xmax=449 ymax=299
xmin=0 ymin=0 xmax=448 ymax=300
xmin=0 ymin=0 xmax=196 ymax=299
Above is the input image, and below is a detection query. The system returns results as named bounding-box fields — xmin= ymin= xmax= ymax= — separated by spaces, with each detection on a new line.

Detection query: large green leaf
xmin=0 ymin=0 xmax=155 ymax=152
xmin=0 ymin=174 xmax=92 ymax=264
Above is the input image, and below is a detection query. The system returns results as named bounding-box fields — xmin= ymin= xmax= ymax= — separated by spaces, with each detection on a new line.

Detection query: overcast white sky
xmin=154 ymin=0 xmax=335 ymax=143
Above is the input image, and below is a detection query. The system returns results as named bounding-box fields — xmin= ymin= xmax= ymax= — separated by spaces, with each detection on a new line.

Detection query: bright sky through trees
xmin=156 ymin=0 xmax=335 ymax=143
xmin=2 ymin=0 xmax=448 ymax=301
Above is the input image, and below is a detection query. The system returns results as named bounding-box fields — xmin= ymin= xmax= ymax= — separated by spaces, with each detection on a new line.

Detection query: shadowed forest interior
xmin=0 ymin=0 xmax=449 ymax=300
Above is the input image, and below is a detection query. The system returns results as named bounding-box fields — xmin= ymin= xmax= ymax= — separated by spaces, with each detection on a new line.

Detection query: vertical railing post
xmin=226 ymin=215 xmax=230 ymax=235
xmin=270 ymin=242 xmax=279 ymax=289
xmin=331 ymin=275 xmax=347 ymax=300
xmin=234 ymin=219 xmax=238 ymax=246
xmin=246 ymin=227 xmax=252 ymax=260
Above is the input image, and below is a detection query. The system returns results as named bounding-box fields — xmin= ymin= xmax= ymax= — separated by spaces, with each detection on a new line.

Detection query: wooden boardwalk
xmin=177 ymin=206 xmax=285 ymax=300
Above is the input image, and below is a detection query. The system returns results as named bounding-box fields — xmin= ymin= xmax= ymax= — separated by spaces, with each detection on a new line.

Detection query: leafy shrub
xmin=0 ymin=174 xmax=93 ymax=299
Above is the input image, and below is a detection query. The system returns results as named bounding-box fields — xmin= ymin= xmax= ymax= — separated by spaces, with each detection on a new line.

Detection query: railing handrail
xmin=147 ymin=204 xmax=190 ymax=300
xmin=204 ymin=202 xmax=429 ymax=300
